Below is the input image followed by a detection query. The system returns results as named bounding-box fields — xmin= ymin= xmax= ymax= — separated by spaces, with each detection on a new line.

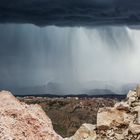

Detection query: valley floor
xmin=19 ymin=96 xmax=117 ymax=137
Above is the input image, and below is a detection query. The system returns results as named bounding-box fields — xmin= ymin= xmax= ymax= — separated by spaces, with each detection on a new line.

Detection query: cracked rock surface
xmin=0 ymin=91 xmax=62 ymax=140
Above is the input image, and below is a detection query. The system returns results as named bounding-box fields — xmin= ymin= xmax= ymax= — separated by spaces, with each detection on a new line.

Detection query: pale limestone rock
xmin=115 ymin=102 xmax=130 ymax=112
xmin=123 ymin=113 xmax=134 ymax=125
xmin=128 ymin=97 xmax=136 ymax=106
xmin=131 ymin=102 xmax=140 ymax=107
xmin=136 ymin=84 xmax=140 ymax=97
xmin=0 ymin=91 xmax=62 ymax=140
xmin=127 ymin=90 xmax=137 ymax=98
xmin=67 ymin=123 xmax=97 ymax=140
xmin=122 ymin=129 xmax=129 ymax=137
xmin=115 ymin=133 xmax=124 ymax=140
xmin=133 ymin=106 xmax=140 ymax=124
xmin=129 ymin=121 xmax=140 ymax=134
xmin=106 ymin=129 xmax=115 ymax=137
xmin=138 ymin=110 xmax=140 ymax=124
xmin=127 ymin=90 xmax=137 ymax=106
xmin=66 ymin=87 xmax=140 ymax=140
xmin=2 ymin=86 xmax=140 ymax=140
xmin=97 ymin=107 xmax=128 ymax=129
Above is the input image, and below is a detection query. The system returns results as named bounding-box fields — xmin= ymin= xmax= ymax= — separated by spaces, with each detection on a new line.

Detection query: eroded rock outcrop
xmin=65 ymin=123 xmax=97 ymax=140
xmin=20 ymin=95 xmax=116 ymax=137
xmin=0 ymin=91 xmax=62 ymax=140
xmin=1 ymin=85 xmax=140 ymax=140
xmin=66 ymin=85 xmax=140 ymax=140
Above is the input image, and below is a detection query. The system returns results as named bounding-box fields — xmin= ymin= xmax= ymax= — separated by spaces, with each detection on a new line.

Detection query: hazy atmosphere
xmin=1 ymin=0 xmax=140 ymax=94
xmin=0 ymin=24 xmax=140 ymax=93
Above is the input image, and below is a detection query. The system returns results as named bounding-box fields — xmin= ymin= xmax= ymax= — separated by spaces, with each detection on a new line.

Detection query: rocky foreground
xmin=19 ymin=96 xmax=116 ymax=137
xmin=0 ymin=91 xmax=62 ymax=140
xmin=0 ymin=86 xmax=140 ymax=140
xmin=65 ymin=85 xmax=140 ymax=140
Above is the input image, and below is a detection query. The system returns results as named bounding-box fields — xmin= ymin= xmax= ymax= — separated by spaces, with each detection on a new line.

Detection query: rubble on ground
xmin=66 ymin=85 xmax=140 ymax=140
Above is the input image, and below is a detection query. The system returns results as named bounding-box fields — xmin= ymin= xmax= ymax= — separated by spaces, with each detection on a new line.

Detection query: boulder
xmin=115 ymin=133 xmax=124 ymax=140
xmin=123 ymin=113 xmax=134 ymax=125
xmin=0 ymin=91 xmax=62 ymax=140
xmin=129 ymin=121 xmax=140 ymax=134
xmin=127 ymin=90 xmax=137 ymax=106
xmin=133 ymin=106 xmax=140 ymax=112
xmin=97 ymin=107 xmax=129 ymax=130
xmin=2 ymin=86 xmax=140 ymax=140
xmin=115 ymin=102 xmax=130 ymax=112
xmin=66 ymin=86 xmax=140 ymax=140
xmin=127 ymin=90 xmax=137 ymax=98
xmin=133 ymin=106 xmax=140 ymax=123
xmin=66 ymin=123 xmax=97 ymax=140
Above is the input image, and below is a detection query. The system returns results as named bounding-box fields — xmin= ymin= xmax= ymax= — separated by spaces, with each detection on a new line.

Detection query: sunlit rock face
xmin=0 ymin=91 xmax=62 ymax=140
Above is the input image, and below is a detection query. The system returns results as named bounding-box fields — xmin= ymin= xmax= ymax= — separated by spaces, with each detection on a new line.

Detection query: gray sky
xmin=0 ymin=24 xmax=140 ymax=88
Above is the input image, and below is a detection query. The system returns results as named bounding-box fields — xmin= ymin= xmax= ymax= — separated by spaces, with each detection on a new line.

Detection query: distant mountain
xmin=10 ymin=82 xmax=66 ymax=95
xmin=81 ymin=80 xmax=123 ymax=93
xmin=84 ymin=89 xmax=116 ymax=96
xmin=5 ymin=81 xmax=137 ymax=96
xmin=120 ymin=83 xmax=137 ymax=94
xmin=44 ymin=82 xmax=66 ymax=95
xmin=82 ymin=80 xmax=137 ymax=95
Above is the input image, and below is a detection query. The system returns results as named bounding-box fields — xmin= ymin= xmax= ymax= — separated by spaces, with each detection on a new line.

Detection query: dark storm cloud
xmin=0 ymin=0 xmax=140 ymax=26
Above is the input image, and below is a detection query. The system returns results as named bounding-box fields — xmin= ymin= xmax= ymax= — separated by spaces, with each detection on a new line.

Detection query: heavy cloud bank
xmin=0 ymin=0 xmax=140 ymax=26
xmin=1 ymin=0 xmax=140 ymax=94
